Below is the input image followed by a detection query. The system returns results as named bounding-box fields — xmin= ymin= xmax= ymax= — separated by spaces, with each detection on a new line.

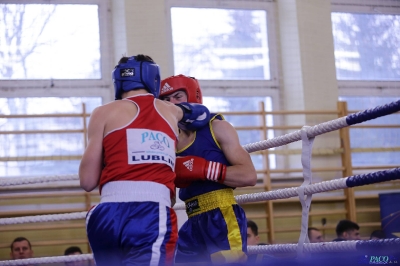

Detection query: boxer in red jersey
xmin=79 ymin=55 xmax=210 ymax=266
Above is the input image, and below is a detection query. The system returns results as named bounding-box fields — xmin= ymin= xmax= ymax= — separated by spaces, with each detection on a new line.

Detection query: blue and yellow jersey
xmin=177 ymin=113 xmax=234 ymax=201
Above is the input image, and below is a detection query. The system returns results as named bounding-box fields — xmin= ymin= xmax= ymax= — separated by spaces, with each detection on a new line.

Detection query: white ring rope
xmin=1 ymin=101 xmax=399 ymax=264
xmin=2 ymin=168 xmax=393 ymax=222
xmin=243 ymin=117 xmax=348 ymax=153
xmin=0 ymin=254 xmax=93 ymax=266
xmin=0 ymin=177 xmax=348 ymax=224
xmin=1 ymin=239 xmax=397 ymax=265
xmin=4 ymin=165 xmax=396 ymax=224
xmin=173 ymin=177 xmax=348 ymax=210
xmin=0 ymin=118 xmax=347 ymax=187
xmin=0 ymin=212 xmax=87 ymax=225
xmin=2 ymin=98 xmax=398 ymax=188
xmin=0 ymin=174 xmax=78 ymax=187
xmin=0 ymin=117 xmax=349 ymax=188
xmin=236 ymin=177 xmax=347 ymax=203
xmin=297 ymin=126 xmax=314 ymax=256
xmin=247 ymin=241 xmax=358 ymax=255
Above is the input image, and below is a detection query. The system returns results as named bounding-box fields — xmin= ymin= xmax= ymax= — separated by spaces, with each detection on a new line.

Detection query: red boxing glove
xmin=174 ymin=156 xmax=227 ymax=188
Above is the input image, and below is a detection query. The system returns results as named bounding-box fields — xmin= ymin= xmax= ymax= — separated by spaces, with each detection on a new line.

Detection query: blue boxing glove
xmin=176 ymin=102 xmax=211 ymax=131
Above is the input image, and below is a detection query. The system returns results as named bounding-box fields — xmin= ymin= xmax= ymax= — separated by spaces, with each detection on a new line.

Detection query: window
xmin=332 ymin=12 xmax=400 ymax=81
xmin=0 ymin=0 xmax=112 ymax=89
xmin=0 ymin=97 xmax=101 ymax=177
xmin=0 ymin=4 xmax=100 ymax=80
xmin=168 ymin=0 xmax=278 ymax=86
xmin=332 ymin=2 xmax=400 ymax=169
xmin=171 ymin=8 xmax=270 ymax=80
xmin=0 ymin=1 xmax=112 ymax=178
xmin=168 ymin=1 xmax=278 ymax=174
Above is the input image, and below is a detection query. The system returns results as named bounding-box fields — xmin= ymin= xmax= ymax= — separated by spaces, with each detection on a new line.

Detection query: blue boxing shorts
xmin=175 ymin=188 xmax=247 ymax=265
xmin=86 ymin=181 xmax=178 ymax=266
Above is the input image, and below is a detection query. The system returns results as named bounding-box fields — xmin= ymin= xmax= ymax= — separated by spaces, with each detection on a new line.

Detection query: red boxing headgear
xmin=160 ymin=74 xmax=203 ymax=104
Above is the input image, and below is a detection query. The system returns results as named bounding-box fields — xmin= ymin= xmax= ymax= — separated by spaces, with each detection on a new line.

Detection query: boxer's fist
xmin=176 ymin=102 xmax=210 ymax=131
xmin=174 ymin=156 xmax=226 ymax=188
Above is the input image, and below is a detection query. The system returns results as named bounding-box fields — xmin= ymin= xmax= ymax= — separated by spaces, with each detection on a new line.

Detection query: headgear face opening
xmin=112 ymin=56 xmax=161 ymax=100
xmin=159 ymin=74 xmax=202 ymax=104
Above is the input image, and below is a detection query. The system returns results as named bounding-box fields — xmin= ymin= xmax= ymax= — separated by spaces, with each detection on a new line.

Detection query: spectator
xmin=333 ymin=219 xmax=361 ymax=241
xmin=64 ymin=246 xmax=82 ymax=256
xmin=246 ymin=220 xmax=272 ymax=265
xmin=308 ymin=227 xmax=324 ymax=243
xmin=10 ymin=237 xmax=34 ymax=260
xmin=64 ymin=246 xmax=86 ymax=266
xmin=247 ymin=220 xmax=261 ymax=245
xmin=370 ymin=230 xmax=386 ymax=240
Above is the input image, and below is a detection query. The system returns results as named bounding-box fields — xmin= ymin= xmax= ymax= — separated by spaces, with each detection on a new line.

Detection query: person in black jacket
xmin=332 ymin=219 xmax=361 ymax=241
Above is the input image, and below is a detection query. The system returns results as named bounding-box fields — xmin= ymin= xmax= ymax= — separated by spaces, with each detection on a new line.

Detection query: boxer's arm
xmin=213 ymin=119 xmax=257 ymax=187
xmin=79 ymin=107 xmax=104 ymax=192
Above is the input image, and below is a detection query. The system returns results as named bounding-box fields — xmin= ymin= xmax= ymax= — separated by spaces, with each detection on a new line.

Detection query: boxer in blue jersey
xmin=159 ymin=75 xmax=257 ymax=265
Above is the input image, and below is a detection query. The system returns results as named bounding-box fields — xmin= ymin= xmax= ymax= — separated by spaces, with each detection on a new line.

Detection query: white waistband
xmin=100 ymin=181 xmax=171 ymax=206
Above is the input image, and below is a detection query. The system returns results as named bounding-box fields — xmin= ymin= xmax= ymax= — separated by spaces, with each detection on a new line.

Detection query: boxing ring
xmin=0 ymin=100 xmax=400 ymax=265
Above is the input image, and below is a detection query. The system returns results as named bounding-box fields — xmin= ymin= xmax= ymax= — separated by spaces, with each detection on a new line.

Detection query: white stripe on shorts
xmin=150 ymin=203 xmax=167 ymax=265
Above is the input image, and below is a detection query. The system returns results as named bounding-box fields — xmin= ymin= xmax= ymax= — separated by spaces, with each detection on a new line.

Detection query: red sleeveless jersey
xmin=99 ymin=94 xmax=177 ymax=197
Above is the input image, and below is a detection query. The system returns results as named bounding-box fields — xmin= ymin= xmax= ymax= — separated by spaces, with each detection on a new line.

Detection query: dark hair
xmin=247 ymin=220 xmax=259 ymax=236
xmin=117 ymin=54 xmax=155 ymax=65
xmin=308 ymin=227 xmax=320 ymax=234
xmin=10 ymin=237 xmax=32 ymax=250
xmin=370 ymin=230 xmax=386 ymax=239
xmin=64 ymin=246 xmax=83 ymax=256
xmin=335 ymin=220 xmax=359 ymax=236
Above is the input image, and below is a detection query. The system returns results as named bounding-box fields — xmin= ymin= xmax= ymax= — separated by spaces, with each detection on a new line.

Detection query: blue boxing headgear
xmin=112 ymin=55 xmax=161 ymax=100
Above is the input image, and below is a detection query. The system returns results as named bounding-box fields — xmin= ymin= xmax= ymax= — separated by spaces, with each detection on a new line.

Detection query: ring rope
xmin=0 ymin=174 xmax=78 ymax=187
xmin=296 ymin=126 xmax=314 ymax=255
xmin=247 ymin=238 xmax=400 ymax=255
xmin=1 ymin=100 xmax=399 ymax=264
xmin=2 ymin=100 xmax=399 ymax=187
xmin=174 ymin=167 xmax=400 ymax=210
xmin=1 ymin=168 xmax=398 ymax=224
xmin=0 ymin=211 xmax=87 ymax=225
xmin=1 ymin=239 xmax=399 ymax=266
xmin=0 ymin=254 xmax=93 ymax=266
xmin=243 ymin=99 xmax=400 ymax=153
